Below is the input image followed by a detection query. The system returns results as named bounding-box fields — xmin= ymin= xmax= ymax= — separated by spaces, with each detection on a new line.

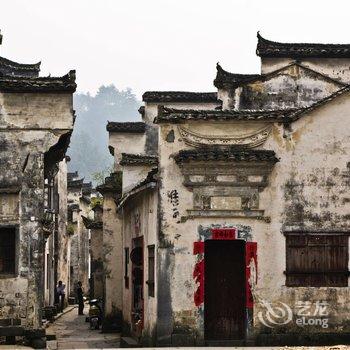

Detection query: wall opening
xmin=0 ymin=227 xmax=16 ymax=275
xmin=204 ymin=239 xmax=246 ymax=341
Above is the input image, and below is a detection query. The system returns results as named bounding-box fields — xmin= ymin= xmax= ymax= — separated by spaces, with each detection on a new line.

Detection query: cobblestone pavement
xmin=46 ymin=306 xmax=120 ymax=349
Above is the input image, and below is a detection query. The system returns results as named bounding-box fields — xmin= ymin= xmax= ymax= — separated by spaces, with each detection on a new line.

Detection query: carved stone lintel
xmin=177 ymin=158 xmax=275 ymax=219
xmin=186 ymin=209 xmax=265 ymax=218
xmin=178 ymin=124 xmax=272 ymax=148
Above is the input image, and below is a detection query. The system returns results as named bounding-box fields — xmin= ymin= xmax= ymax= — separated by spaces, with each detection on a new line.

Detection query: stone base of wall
xmin=102 ymin=309 xmax=122 ymax=333
xmin=0 ymin=327 xmax=46 ymax=349
xmin=136 ymin=329 xmax=350 ymax=347
xmin=256 ymin=332 xmax=350 ymax=346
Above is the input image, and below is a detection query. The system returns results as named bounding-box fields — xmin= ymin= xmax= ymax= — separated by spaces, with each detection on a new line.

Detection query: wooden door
xmin=204 ymin=239 xmax=246 ymax=340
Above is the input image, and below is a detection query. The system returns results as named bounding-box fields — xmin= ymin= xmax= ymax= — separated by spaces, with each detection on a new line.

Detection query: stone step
xmin=205 ymin=339 xmax=245 ymax=346
xmin=120 ymin=336 xmax=139 ymax=348
xmin=0 ymin=326 xmax=25 ymax=337
xmin=46 ymin=333 xmax=57 ymax=341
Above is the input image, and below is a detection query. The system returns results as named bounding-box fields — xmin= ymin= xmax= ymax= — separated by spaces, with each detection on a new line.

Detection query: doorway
xmin=204 ymin=239 xmax=246 ymax=340
xmin=130 ymin=237 xmax=144 ymax=336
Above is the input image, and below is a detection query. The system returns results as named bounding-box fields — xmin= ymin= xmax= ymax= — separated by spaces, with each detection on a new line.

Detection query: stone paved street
xmin=46 ymin=307 xmax=120 ymax=349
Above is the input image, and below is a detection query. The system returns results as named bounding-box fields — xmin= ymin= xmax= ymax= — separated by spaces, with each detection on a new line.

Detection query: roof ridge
xmin=106 ymin=121 xmax=146 ymax=133
xmin=216 ymin=63 xmax=260 ymax=78
xmin=161 ymin=106 xmax=300 ymax=114
xmin=174 ymin=147 xmax=279 ymax=164
xmin=214 ymin=63 xmax=261 ymax=88
xmin=257 ymin=32 xmax=350 ymax=58
xmin=0 ymin=56 xmax=41 ymax=78
xmin=121 ymin=152 xmax=158 ymax=158
xmin=142 ymin=91 xmax=218 ymax=103
xmin=0 ymin=70 xmax=76 ymax=93
xmin=120 ymin=153 xmax=158 ymax=166
xmin=290 ymin=85 xmax=350 ymax=120
xmin=0 ymin=56 xmax=41 ymax=69
xmin=257 ymin=32 xmax=350 ymax=48
xmin=155 ymin=106 xmax=300 ymax=123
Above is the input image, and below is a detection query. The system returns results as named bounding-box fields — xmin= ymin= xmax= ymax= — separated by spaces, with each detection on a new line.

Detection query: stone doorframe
xmin=193 ymin=224 xmax=257 ymax=342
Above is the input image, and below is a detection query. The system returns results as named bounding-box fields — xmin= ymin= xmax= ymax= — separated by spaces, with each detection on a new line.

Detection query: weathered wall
xmin=156 ymin=91 xmax=350 ymax=343
xmin=253 ymin=91 xmax=350 ymax=335
xmin=0 ymin=93 xmax=73 ymax=130
xmin=56 ymin=160 xmax=70 ymax=298
xmin=78 ymin=199 xmax=91 ymax=294
xmin=0 ymin=91 xmax=74 ymax=330
xmin=109 ymin=133 xmax=147 ymax=168
xmin=121 ymin=188 xmax=158 ymax=344
xmin=67 ymin=187 xmax=90 ymax=296
xmin=68 ymin=187 xmax=81 ymax=297
xmin=69 ymin=222 xmax=79 ymax=296
xmin=90 ymin=226 xmax=103 ymax=299
xmin=236 ymin=65 xmax=342 ymax=110
xmin=122 ymin=165 xmax=154 ymax=193
xmin=102 ymin=192 xmax=123 ymax=327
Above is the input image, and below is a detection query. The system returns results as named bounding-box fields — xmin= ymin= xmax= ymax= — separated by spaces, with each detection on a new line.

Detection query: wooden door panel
xmin=204 ymin=240 xmax=245 ymax=340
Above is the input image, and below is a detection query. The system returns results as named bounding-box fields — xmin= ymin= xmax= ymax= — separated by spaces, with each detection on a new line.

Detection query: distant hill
xmin=68 ymin=85 xmax=140 ymax=183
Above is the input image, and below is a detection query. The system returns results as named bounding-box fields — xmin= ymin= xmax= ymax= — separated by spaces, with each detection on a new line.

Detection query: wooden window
xmin=286 ymin=234 xmax=349 ymax=287
xmin=147 ymin=245 xmax=155 ymax=297
xmin=124 ymin=248 xmax=129 ymax=289
xmin=0 ymin=227 xmax=16 ymax=275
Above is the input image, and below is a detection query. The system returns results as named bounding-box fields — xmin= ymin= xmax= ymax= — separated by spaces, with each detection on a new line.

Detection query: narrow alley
xmin=46 ymin=308 xmax=120 ymax=349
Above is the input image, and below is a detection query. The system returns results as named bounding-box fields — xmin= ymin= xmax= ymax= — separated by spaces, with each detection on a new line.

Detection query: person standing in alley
xmin=56 ymin=281 xmax=66 ymax=313
xmin=77 ymin=281 xmax=84 ymax=315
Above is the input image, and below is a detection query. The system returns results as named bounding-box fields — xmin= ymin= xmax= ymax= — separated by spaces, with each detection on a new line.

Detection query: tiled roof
xmin=154 ymin=106 xmax=299 ymax=123
xmin=120 ymin=153 xmax=158 ymax=166
xmin=106 ymin=122 xmax=146 ymax=133
xmin=82 ymin=182 xmax=92 ymax=196
xmin=68 ymin=178 xmax=84 ymax=189
xmin=214 ymin=63 xmax=260 ymax=89
xmin=0 ymin=70 xmax=76 ymax=93
xmin=138 ymin=106 xmax=145 ymax=117
xmin=68 ymin=203 xmax=80 ymax=211
xmin=142 ymin=91 xmax=218 ymax=103
xmin=67 ymin=171 xmax=78 ymax=181
xmin=156 ymin=86 xmax=350 ymax=124
xmin=214 ymin=62 xmax=345 ymax=90
xmin=96 ymin=172 xmax=122 ymax=195
xmin=174 ymin=148 xmax=279 ymax=164
xmin=257 ymin=32 xmax=350 ymax=58
xmin=0 ymin=56 xmax=41 ymax=78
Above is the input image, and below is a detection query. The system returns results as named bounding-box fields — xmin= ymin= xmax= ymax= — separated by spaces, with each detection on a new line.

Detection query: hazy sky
xmin=0 ymin=0 xmax=349 ymax=97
